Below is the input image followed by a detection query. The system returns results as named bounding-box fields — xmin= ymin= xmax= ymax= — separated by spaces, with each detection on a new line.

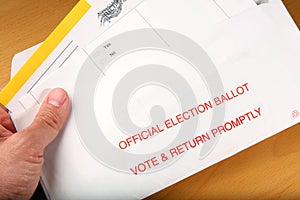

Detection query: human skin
xmin=0 ymin=88 xmax=70 ymax=199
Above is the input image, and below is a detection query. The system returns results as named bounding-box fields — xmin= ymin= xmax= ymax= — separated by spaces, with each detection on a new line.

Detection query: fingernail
xmin=47 ymin=88 xmax=67 ymax=107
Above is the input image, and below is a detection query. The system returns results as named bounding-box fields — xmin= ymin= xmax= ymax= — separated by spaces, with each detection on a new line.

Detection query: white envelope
xmin=8 ymin=0 xmax=300 ymax=199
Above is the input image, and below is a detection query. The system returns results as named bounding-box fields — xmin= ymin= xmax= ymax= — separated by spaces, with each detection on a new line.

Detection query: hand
xmin=0 ymin=88 xmax=70 ymax=199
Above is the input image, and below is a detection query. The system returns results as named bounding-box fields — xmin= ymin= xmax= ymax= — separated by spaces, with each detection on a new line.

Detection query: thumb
xmin=17 ymin=88 xmax=70 ymax=156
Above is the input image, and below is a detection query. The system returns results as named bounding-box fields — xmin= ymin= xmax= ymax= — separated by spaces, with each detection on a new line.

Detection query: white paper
xmin=9 ymin=0 xmax=300 ymax=199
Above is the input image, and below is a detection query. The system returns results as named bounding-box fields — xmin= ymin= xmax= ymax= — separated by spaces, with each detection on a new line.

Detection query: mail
xmin=3 ymin=0 xmax=300 ymax=199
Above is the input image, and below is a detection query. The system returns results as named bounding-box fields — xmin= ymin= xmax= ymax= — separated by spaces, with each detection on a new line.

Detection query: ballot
xmin=1 ymin=0 xmax=300 ymax=199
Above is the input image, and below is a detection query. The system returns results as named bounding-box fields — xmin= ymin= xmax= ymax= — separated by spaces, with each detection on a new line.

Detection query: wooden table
xmin=0 ymin=0 xmax=299 ymax=199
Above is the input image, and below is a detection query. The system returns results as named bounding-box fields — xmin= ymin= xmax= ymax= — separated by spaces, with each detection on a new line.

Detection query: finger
xmin=16 ymin=88 xmax=70 ymax=156
xmin=0 ymin=124 xmax=13 ymax=137
xmin=0 ymin=104 xmax=17 ymax=133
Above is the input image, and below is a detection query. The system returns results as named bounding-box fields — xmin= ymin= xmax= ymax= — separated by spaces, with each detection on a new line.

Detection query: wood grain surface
xmin=0 ymin=0 xmax=299 ymax=199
